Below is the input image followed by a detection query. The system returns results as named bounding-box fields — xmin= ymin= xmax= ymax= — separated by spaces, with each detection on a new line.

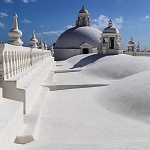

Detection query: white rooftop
xmin=15 ymin=54 xmax=150 ymax=150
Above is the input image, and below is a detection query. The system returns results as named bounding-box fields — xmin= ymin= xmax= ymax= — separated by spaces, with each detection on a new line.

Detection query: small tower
xmin=127 ymin=37 xmax=136 ymax=55
xmin=98 ymin=19 xmax=123 ymax=54
xmin=29 ymin=29 xmax=38 ymax=48
xmin=76 ymin=5 xmax=91 ymax=27
xmin=8 ymin=13 xmax=23 ymax=46
xmin=144 ymin=46 xmax=147 ymax=52
xmin=136 ymin=41 xmax=141 ymax=52
xmin=38 ymin=37 xmax=44 ymax=49
xmin=44 ymin=40 xmax=47 ymax=50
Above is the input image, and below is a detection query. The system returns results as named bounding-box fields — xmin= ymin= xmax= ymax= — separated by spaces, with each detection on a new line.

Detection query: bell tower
xmin=76 ymin=5 xmax=91 ymax=27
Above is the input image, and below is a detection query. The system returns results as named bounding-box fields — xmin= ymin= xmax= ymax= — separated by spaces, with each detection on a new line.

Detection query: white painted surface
xmin=0 ymin=97 xmax=23 ymax=150
xmin=15 ymin=54 xmax=150 ymax=149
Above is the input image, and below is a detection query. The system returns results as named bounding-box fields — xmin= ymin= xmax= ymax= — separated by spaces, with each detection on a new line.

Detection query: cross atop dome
xmin=76 ymin=5 xmax=91 ymax=27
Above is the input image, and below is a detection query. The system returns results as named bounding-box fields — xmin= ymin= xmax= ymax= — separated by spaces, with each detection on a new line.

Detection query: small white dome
xmin=128 ymin=37 xmax=135 ymax=45
xmin=103 ymin=26 xmax=119 ymax=34
xmin=103 ymin=19 xmax=119 ymax=34
xmin=79 ymin=5 xmax=88 ymax=13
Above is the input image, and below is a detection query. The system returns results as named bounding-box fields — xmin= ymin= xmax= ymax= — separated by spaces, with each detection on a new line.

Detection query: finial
xmin=38 ymin=37 xmax=44 ymax=49
xmin=8 ymin=13 xmax=23 ymax=46
xmin=32 ymin=29 xmax=35 ymax=39
xmin=131 ymin=37 xmax=133 ymax=41
xmin=82 ymin=4 xmax=85 ymax=9
xmin=108 ymin=19 xmax=113 ymax=27
xmin=29 ymin=29 xmax=38 ymax=48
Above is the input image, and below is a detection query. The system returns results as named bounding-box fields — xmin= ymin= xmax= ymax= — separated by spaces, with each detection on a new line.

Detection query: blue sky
xmin=0 ymin=0 xmax=150 ymax=50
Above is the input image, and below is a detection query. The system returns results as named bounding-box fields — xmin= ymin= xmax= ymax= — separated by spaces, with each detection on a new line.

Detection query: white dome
xmin=128 ymin=40 xmax=135 ymax=45
xmin=55 ymin=26 xmax=102 ymax=49
xmin=103 ymin=26 xmax=119 ymax=34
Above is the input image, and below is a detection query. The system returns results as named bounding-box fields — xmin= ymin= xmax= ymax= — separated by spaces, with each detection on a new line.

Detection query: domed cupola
xmin=76 ymin=5 xmax=91 ymax=27
xmin=128 ymin=37 xmax=135 ymax=45
xmin=103 ymin=19 xmax=119 ymax=34
xmin=136 ymin=41 xmax=141 ymax=52
xmin=54 ymin=5 xmax=102 ymax=61
xmin=127 ymin=37 xmax=136 ymax=53
xmin=97 ymin=19 xmax=123 ymax=54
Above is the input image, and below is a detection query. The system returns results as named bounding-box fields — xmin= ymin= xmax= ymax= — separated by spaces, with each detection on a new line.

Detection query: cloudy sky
xmin=0 ymin=0 xmax=150 ymax=49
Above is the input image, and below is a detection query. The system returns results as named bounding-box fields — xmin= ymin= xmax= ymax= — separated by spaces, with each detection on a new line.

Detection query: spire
xmin=108 ymin=19 xmax=113 ymax=27
xmin=136 ymin=41 xmax=141 ymax=52
xmin=131 ymin=37 xmax=133 ymax=41
xmin=38 ymin=37 xmax=44 ymax=49
xmin=82 ymin=5 xmax=85 ymax=10
xmin=137 ymin=41 xmax=140 ymax=47
xmin=144 ymin=46 xmax=147 ymax=51
xmin=8 ymin=13 xmax=23 ymax=46
xmin=32 ymin=29 xmax=35 ymax=39
xmin=13 ymin=13 xmax=18 ymax=29
xmin=44 ymin=40 xmax=47 ymax=50
xmin=29 ymin=29 xmax=38 ymax=48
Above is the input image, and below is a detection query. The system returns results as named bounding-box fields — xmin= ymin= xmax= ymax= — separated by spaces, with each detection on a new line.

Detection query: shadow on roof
xmin=71 ymin=54 xmax=108 ymax=69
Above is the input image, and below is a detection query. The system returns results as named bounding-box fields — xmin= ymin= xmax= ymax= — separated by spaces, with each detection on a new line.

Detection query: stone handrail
xmin=0 ymin=43 xmax=51 ymax=80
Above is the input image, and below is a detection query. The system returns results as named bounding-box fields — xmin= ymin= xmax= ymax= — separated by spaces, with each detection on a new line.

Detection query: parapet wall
xmin=0 ymin=43 xmax=51 ymax=80
xmin=0 ymin=43 xmax=54 ymax=114
xmin=124 ymin=51 xmax=150 ymax=56
xmin=0 ymin=43 xmax=54 ymax=149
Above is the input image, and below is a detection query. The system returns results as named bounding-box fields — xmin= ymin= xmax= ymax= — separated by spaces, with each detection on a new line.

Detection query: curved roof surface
xmin=103 ymin=26 xmax=119 ymax=34
xmin=128 ymin=41 xmax=135 ymax=45
xmin=79 ymin=5 xmax=88 ymax=13
xmin=55 ymin=26 xmax=102 ymax=49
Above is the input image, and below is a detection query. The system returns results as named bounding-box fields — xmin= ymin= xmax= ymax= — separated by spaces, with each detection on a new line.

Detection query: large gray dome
xmin=55 ymin=26 xmax=102 ymax=49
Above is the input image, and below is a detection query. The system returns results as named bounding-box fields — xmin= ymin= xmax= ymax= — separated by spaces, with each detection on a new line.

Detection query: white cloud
xmin=36 ymin=30 xmax=64 ymax=39
xmin=116 ymin=0 xmax=124 ymax=3
xmin=0 ymin=13 xmax=8 ymax=18
xmin=22 ymin=0 xmax=36 ymax=3
xmin=36 ymin=30 xmax=64 ymax=44
xmin=40 ymin=25 xmax=45 ymax=28
xmin=0 ymin=22 xmax=5 ymax=28
xmin=21 ymin=19 xmax=31 ymax=23
xmin=92 ymin=15 xmax=123 ymax=30
xmin=92 ymin=15 xmax=109 ymax=29
xmin=4 ymin=0 xmax=13 ymax=3
xmin=115 ymin=16 xmax=123 ymax=23
xmin=142 ymin=15 xmax=150 ymax=20
xmin=65 ymin=24 xmax=74 ymax=29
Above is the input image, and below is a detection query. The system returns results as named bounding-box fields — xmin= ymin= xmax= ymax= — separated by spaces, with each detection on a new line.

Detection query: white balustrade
xmin=1 ymin=44 xmax=51 ymax=80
